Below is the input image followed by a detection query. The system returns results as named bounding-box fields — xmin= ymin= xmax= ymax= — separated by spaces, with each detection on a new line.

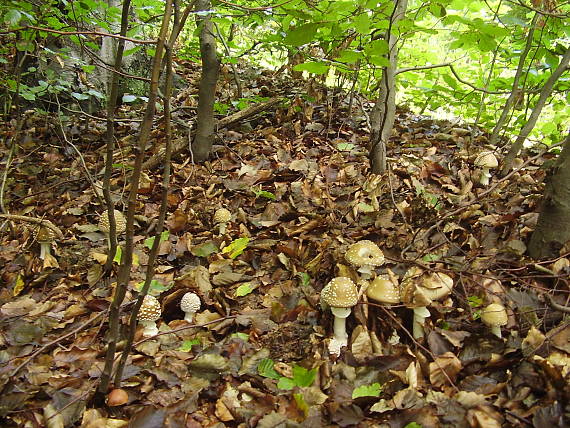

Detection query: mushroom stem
xmin=412 ymin=306 xmax=430 ymax=339
xmin=480 ymin=168 xmax=491 ymax=186
xmin=140 ymin=320 xmax=158 ymax=337
xmin=332 ymin=313 xmax=349 ymax=343
xmin=184 ymin=313 xmax=195 ymax=323
xmin=490 ymin=325 xmax=502 ymax=338
xmin=39 ymin=242 xmax=51 ymax=260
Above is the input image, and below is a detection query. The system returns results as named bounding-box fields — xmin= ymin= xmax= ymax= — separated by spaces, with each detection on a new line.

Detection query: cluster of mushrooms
xmin=320 ymin=240 xmax=509 ymax=356
xmin=137 ymin=292 xmax=202 ymax=337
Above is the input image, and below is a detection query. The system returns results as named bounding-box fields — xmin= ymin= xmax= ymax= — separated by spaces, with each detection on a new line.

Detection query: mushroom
xmin=98 ymin=209 xmax=127 ymax=248
xmin=320 ymin=277 xmax=358 ymax=355
xmin=402 ymin=267 xmax=454 ymax=339
xmin=481 ymin=303 xmax=508 ymax=338
xmin=474 ymin=151 xmax=498 ymax=186
xmin=345 ymin=240 xmax=385 ymax=280
xmin=180 ymin=292 xmax=201 ymax=322
xmin=137 ymin=295 xmax=161 ymax=337
xmin=37 ymin=226 xmax=56 ymax=260
xmin=366 ymin=275 xmax=400 ymax=305
xmin=213 ymin=208 xmax=232 ymax=235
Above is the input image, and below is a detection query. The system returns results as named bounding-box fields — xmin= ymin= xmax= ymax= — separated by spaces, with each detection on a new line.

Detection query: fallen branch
xmin=545 ymin=294 xmax=570 ymax=314
xmin=0 ymin=214 xmax=64 ymax=239
xmin=143 ymin=96 xmax=284 ymax=170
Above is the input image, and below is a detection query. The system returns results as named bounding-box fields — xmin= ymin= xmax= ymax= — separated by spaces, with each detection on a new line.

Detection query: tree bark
xmin=488 ymin=13 xmax=538 ymax=148
xmin=528 ymin=131 xmax=570 ymax=259
xmin=501 ymin=46 xmax=570 ymax=175
xmin=191 ymin=0 xmax=220 ymax=162
xmin=369 ymin=0 xmax=408 ymax=174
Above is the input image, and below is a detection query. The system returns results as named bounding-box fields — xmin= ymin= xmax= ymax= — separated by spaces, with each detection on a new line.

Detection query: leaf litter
xmin=0 ymin=65 xmax=569 ymax=427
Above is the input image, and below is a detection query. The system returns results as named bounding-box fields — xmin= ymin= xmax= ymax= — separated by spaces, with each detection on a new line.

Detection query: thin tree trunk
xmin=191 ymin=0 xmax=220 ymax=162
xmin=488 ymin=13 xmax=538 ymax=147
xmin=501 ymin=46 xmax=570 ymax=175
xmin=369 ymin=0 xmax=408 ymax=174
xmin=528 ymin=131 xmax=570 ymax=259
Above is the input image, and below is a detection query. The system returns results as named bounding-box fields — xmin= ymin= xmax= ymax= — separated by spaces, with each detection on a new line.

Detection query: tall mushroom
xmin=37 ymin=226 xmax=56 ymax=260
xmin=481 ymin=303 xmax=508 ymax=338
xmin=213 ymin=208 xmax=232 ymax=235
xmin=474 ymin=151 xmax=498 ymax=186
xmin=98 ymin=209 xmax=127 ymax=248
xmin=402 ymin=268 xmax=454 ymax=339
xmin=137 ymin=295 xmax=161 ymax=337
xmin=320 ymin=277 xmax=358 ymax=356
xmin=345 ymin=240 xmax=385 ymax=281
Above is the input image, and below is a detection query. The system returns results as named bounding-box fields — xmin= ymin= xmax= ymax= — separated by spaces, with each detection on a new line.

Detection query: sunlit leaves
xmin=352 ymin=382 xmax=382 ymax=399
xmin=221 ymin=237 xmax=250 ymax=259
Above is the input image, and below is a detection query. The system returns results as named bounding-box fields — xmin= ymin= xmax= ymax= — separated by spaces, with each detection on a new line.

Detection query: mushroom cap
xmin=138 ymin=295 xmax=161 ymax=322
xmin=98 ymin=210 xmax=127 ymax=235
xmin=401 ymin=267 xmax=453 ymax=306
xmin=213 ymin=208 xmax=231 ymax=224
xmin=421 ymin=272 xmax=454 ymax=301
xmin=474 ymin=151 xmax=498 ymax=169
xmin=345 ymin=240 xmax=385 ymax=268
xmin=321 ymin=277 xmax=358 ymax=308
xmin=481 ymin=303 xmax=508 ymax=327
xmin=37 ymin=226 xmax=56 ymax=243
xmin=367 ymin=276 xmax=400 ymax=304
xmin=180 ymin=292 xmax=201 ymax=313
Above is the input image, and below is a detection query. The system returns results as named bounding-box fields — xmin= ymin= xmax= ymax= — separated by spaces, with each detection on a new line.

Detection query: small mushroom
xmin=213 ymin=208 xmax=232 ymax=235
xmin=37 ymin=226 xmax=56 ymax=260
xmin=320 ymin=277 xmax=358 ymax=355
xmin=481 ymin=303 xmax=508 ymax=338
xmin=137 ymin=295 xmax=161 ymax=337
xmin=345 ymin=240 xmax=385 ymax=280
xmin=366 ymin=275 xmax=400 ymax=305
xmin=402 ymin=267 xmax=454 ymax=339
xmin=98 ymin=209 xmax=127 ymax=247
xmin=180 ymin=292 xmax=201 ymax=323
xmin=474 ymin=151 xmax=498 ymax=186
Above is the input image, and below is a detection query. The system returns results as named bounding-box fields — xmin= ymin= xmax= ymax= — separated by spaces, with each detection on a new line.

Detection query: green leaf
xmin=178 ymin=339 xmax=200 ymax=351
xmin=4 ymin=9 xmax=22 ymax=26
xmin=258 ymin=358 xmax=281 ymax=380
xmin=284 ymin=23 xmax=320 ymax=46
xmin=221 ymin=237 xmax=250 ymax=259
xmin=71 ymin=92 xmax=89 ymax=100
xmin=252 ymin=187 xmax=276 ymax=200
xmin=353 ymin=14 xmax=371 ymax=34
xmin=352 ymin=382 xmax=382 ymax=399
xmin=297 ymin=272 xmax=311 ymax=286
xmin=404 ymin=423 xmax=423 ymax=428
xmin=337 ymin=142 xmax=354 ymax=151
xmin=191 ymin=241 xmax=218 ymax=257
xmin=113 ymin=246 xmax=122 ymax=264
xmin=468 ymin=295 xmax=483 ymax=307
xmin=292 ymin=364 xmax=317 ymax=388
xmin=134 ymin=279 xmax=172 ymax=296
xmin=294 ymin=393 xmax=309 ymax=417
xmin=144 ymin=231 xmax=170 ymax=249
xmin=277 ymin=377 xmax=296 ymax=390
xmin=235 ymin=283 xmax=254 ymax=297
xmin=292 ymin=61 xmax=330 ymax=75
xmin=231 ymin=332 xmax=249 ymax=341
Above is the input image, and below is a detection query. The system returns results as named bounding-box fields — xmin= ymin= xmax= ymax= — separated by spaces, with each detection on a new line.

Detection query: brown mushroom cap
xmin=321 ymin=277 xmax=358 ymax=308
xmin=98 ymin=210 xmax=127 ymax=235
xmin=213 ymin=208 xmax=231 ymax=224
xmin=180 ymin=292 xmax=201 ymax=313
xmin=481 ymin=303 xmax=508 ymax=327
xmin=367 ymin=276 xmax=400 ymax=304
xmin=37 ymin=226 xmax=56 ymax=243
xmin=345 ymin=240 xmax=384 ymax=268
xmin=138 ymin=295 xmax=161 ymax=322
xmin=474 ymin=151 xmax=498 ymax=169
xmin=421 ymin=272 xmax=454 ymax=301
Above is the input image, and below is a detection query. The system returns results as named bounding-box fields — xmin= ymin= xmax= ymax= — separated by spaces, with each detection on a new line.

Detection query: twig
xmin=1 ymin=25 xmax=156 ymax=44
xmin=545 ymin=294 xmax=570 ymax=314
xmin=0 ymin=214 xmax=64 ymax=239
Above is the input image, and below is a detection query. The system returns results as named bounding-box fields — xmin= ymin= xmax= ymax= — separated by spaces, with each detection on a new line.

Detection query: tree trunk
xmin=191 ymin=0 xmax=220 ymax=162
xmin=528 ymin=131 xmax=570 ymax=259
xmin=501 ymin=46 xmax=570 ymax=175
xmin=369 ymin=0 xmax=408 ymax=174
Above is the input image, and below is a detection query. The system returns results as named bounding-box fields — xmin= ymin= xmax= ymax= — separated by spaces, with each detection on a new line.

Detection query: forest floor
xmin=0 ymin=63 xmax=569 ymax=428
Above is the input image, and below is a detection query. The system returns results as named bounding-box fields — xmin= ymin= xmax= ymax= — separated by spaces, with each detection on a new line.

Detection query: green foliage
xmin=352 ymin=382 xmax=382 ymax=399
xmin=144 ymin=231 xmax=170 ymax=250
xmin=252 ymin=186 xmax=276 ymax=200
xmin=221 ymin=237 xmax=250 ymax=259
xmin=257 ymin=359 xmax=317 ymax=390
xmin=178 ymin=339 xmax=201 ymax=351
xmin=134 ymin=279 xmax=172 ymax=296
xmin=191 ymin=241 xmax=219 ymax=257
xmin=235 ymin=283 xmax=255 ymax=297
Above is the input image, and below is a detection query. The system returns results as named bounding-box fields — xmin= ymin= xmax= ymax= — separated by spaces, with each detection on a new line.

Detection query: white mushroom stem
xmin=39 ymin=242 xmax=51 ymax=260
xmin=140 ymin=320 xmax=158 ymax=337
xmin=184 ymin=312 xmax=196 ymax=323
xmin=490 ymin=325 xmax=502 ymax=338
xmin=218 ymin=222 xmax=228 ymax=235
xmin=357 ymin=265 xmax=374 ymax=281
xmin=412 ymin=306 xmax=431 ymax=339
xmin=332 ymin=307 xmax=350 ymax=341
xmin=480 ymin=168 xmax=492 ymax=186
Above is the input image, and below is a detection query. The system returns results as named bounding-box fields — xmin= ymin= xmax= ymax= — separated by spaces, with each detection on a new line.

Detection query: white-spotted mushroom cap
xmin=345 ymin=241 xmax=385 ymax=269
xmin=180 ymin=292 xmax=201 ymax=322
xmin=321 ymin=277 xmax=358 ymax=309
xmin=474 ymin=151 xmax=498 ymax=169
xmin=367 ymin=276 xmax=400 ymax=304
xmin=98 ymin=210 xmax=127 ymax=235
xmin=481 ymin=303 xmax=508 ymax=338
xmin=138 ymin=295 xmax=161 ymax=337
xmin=213 ymin=208 xmax=231 ymax=224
